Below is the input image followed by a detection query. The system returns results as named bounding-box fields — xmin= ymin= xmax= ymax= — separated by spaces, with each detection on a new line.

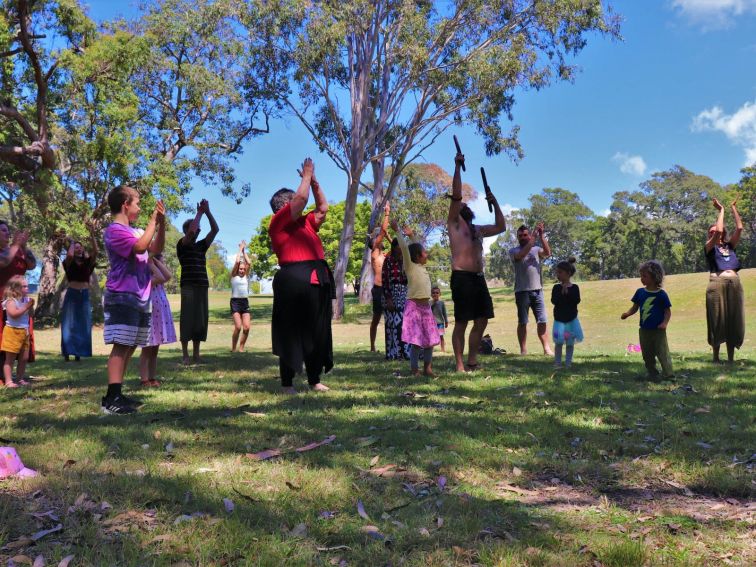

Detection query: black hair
xmin=270 ymin=188 xmax=295 ymax=213
xmin=431 ymin=286 xmax=440 ymax=293
xmin=182 ymin=219 xmax=193 ymax=234
xmin=555 ymin=256 xmax=577 ymax=276
xmin=108 ymin=185 xmax=138 ymax=214
xmin=408 ymin=242 xmax=424 ymax=263
xmin=391 ymin=237 xmax=399 ymax=249
xmin=517 ymin=224 xmax=529 ymax=233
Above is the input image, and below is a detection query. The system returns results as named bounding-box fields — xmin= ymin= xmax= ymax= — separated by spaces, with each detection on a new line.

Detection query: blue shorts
xmin=515 ymin=290 xmax=548 ymax=325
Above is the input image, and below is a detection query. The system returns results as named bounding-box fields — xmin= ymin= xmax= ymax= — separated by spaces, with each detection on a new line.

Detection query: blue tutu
xmin=552 ymin=317 xmax=583 ymax=345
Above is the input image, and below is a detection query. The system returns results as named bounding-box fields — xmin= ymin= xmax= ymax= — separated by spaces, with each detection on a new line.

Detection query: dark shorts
xmin=230 ymin=297 xmax=250 ymax=315
xmin=515 ymin=289 xmax=548 ymax=325
xmin=371 ymin=285 xmax=383 ymax=316
xmin=450 ymin=271 xmax=494 ymax=322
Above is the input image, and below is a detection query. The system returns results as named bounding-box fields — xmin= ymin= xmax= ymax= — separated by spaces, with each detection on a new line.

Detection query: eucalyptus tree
xmin=253 ymin=0 xmax=619 ymax=317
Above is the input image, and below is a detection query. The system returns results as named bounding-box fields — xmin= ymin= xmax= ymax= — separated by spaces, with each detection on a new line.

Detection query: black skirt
xmin=272 ymin=260 xmax=334 ymax=377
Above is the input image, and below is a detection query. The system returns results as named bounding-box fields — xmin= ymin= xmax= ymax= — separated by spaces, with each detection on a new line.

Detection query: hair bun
xmin=568 ymin=256 xmax=576 ymax=264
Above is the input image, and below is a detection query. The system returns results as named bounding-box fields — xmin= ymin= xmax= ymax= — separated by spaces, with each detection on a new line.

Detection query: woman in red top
xmin=0 ymin=221 xmax=37 ymax=363
xmin=268 ymin=158 xmax=333 ymax=394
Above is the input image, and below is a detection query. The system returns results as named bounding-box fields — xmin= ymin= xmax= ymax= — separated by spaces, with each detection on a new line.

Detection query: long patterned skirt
xmin=383 ymin=283 xmax=410 ymax=360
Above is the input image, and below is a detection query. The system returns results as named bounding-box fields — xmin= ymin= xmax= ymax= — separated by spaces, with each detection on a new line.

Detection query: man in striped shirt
xmin=177 ymin=199 xmax=219 ymax=364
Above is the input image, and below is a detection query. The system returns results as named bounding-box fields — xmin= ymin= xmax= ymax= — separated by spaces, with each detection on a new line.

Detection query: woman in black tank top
xmin=61 ymin=235 xmax=98 ymax=361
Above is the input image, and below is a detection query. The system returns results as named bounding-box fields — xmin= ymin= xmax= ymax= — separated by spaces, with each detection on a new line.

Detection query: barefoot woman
xmin=268 ymin=158 xmax=333 ymax=394
xmin=705 ymin=198 xmax=745 ymax=363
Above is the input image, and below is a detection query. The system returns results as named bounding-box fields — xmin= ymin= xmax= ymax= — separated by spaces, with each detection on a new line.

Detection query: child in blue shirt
xmin=621 ymin=260 xmax=673 ymax=381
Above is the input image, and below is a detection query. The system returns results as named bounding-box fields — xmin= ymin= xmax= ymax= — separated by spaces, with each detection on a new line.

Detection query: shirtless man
xmin=369 ymin=202 xmax=391 ymax=351
xmin=448 ymin=151 xmax=506 ymax=372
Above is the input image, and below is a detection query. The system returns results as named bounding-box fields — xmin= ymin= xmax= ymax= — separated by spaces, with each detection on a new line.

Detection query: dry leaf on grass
xmin=285 ymin=481 xmax=301 ymax=491
xmin=361 ymin=525 xmax=386 ymax=541
xmin=356 ymin=500 xmax=370 ymax=521
xmin=3 ymin=536 xmax=33 ymax=550
xmin=10 ymin=556 xmax=33 ymax=565
xmin=288 ymin=523 xmax=308 ymax=537
xmin=295 ymin=435 xmax=336 ymax=453
xmin=62 ymin=459 xmax=76 ymax=469
xmin=33 ymin=556 xmax=45 ymax=567
xmin=496 ymin=483 xmax=537 ymax=497
xmin=103 ymin=510 xmax=158 ymax=533
xmin=316 ymin=545 xmax=350 ymax=552
xmin=369 ymin=455 xmax=380 ymax=467
xmin=57 ymin=556 xmax=75 ymax=567
xmin=31 ymin=524 xmax=62 ymax=541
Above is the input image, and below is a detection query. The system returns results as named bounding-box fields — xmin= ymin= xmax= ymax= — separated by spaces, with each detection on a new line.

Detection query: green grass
xmin=1 ymin=270 xmax=754 ymax=565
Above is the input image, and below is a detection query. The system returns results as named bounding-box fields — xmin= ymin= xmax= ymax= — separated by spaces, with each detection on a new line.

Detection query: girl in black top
xmin=551 ymin=257 xmax=583 ymax=369
xmin=61 ymin=234 xmax=98 ymax=361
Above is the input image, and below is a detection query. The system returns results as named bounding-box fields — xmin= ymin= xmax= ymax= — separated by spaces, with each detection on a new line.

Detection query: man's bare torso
xmin=448 ymin=219 xmax=484 ymax=272
xmin=371 ymin=249 xmax=386 ymax=286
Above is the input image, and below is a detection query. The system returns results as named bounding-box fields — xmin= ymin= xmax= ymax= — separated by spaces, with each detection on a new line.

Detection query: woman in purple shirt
xmin=705 ymin=198 xmax=744 ymax=364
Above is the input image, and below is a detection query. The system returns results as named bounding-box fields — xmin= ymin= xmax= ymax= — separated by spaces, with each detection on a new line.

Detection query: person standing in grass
xmin=509 ymin=222 xmax=554 ymax=357
xmin=448 ymin=151 xmax=506 ymax=372
xmin=177 ymin=199 xmax=219 ymax=365
xmin=102 ymin=186 xmax=165 ymax=415
xmin=382 ymin=236 xmax=410 ymax=361
xmin=2 ymin=276 xmax=33 ymax=388
xmin=431 ymin=286 xmax=449 ymax=353
xmin=390 ymin=219 xmax=439 ymax=376
xmin=369 ymin=202 xmax=391 ymax=352
xmin=551 ymin=257 xmax=583 ymax=369
xmin=705 ymin=198 xmax=745 ymax=364
xmin=230 ymin=241 xmax=252 ymax=353
xmin=621 ymin=260 xmax=673 ymax=382
xmin=138 ymin=254 xmax=175 ymax=387
xmin=268 ymin=158 xmax=333 ymax=394
xmin=0 ymin=222 xmax=37 ymax=365
xmin=60 ymin=233 xmax=97 ymax=362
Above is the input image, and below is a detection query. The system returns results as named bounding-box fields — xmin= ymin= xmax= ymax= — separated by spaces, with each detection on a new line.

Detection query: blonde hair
xmin=4 ymin=276 xmax=27 ymax=301
xmin=639 ymin=260 xmax=664 ymax=287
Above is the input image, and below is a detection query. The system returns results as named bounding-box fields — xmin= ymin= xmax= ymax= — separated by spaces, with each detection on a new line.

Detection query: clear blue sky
xmin=83 ymin=0 xmax=756 ymax=263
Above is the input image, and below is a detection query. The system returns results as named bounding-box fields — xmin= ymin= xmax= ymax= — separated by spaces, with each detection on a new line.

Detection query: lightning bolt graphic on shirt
xmin=640 ymin=296 xmax=655 ymax=324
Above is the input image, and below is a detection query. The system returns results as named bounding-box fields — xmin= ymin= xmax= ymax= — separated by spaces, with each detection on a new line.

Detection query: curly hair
xmin=3 ymin=275 xmax=26 ymax=301
xmin=269 ymin=188 xmax=295 ymax=213
xmin=639 ymin=260 xmax=665 ymax=287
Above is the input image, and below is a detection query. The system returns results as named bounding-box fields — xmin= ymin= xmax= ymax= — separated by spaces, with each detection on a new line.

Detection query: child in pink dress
xmin=139 ymin=255 xmax=176 ymax=386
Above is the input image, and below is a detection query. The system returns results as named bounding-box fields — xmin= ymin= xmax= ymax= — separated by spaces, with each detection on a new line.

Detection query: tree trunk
xmin=35 ymin=236 xmax=63 ymax=327
xmin=90 ymin=268 xmax=104 ymax=324
xmin=332 ymin=176 xmax=361 ymax=319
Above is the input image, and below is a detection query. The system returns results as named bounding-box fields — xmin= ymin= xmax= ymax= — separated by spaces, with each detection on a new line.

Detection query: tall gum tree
xmin=252 ymin=0 xmax=620 ymax=317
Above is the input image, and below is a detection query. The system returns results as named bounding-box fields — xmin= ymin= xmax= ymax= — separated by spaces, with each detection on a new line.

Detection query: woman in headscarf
xmin=382 ymin=237 xmax=410 ymax=360
xmin=268 ymin=158 xmax=333 ymax=394
xmin=705 ymin=198 xmax=745 ymax=364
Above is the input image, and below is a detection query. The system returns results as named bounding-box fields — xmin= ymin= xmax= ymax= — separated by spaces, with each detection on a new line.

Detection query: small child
xmin=391 ymin=219 xmax=439 ymax=376
xmin=2 ymin=276 xmax=34 ymax=388
xmin=102 ymin=186 xmax=165 ymax=415
xmin=139 ymin=254 xmax=176 ymax=387
xmin=551 ymin=257 xmax=583 ymax=369
xmin=431 ymin=286 xmax=448 ymax=352
xmin=621 ymin=260 xmax=674 ymax=381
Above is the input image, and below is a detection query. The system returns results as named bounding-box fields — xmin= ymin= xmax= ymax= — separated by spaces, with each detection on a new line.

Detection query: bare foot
xmin=310 ymin=383 xmax=330 ymax=392
xmin=423 ymin=370 xmax=435 ymax=378
xmin=282 ymin=387 xmax=298 ymax=395
xmin=4 ymin=382 xmax=18 ymax=388
xmin=182 ymin=356 xmax=191 ymax=365
xmin=519 ymin=350 xmax=528 ymax=355
xmin=17 ymin=379 xmax=29 ymax=386
xmin=238 ymin=346 xmax=245 ymax=353
xmin=466 ymin=362 xmax=481 ymax=372
xmin=412 ymin=369 xmax=421 ymax=376
xmin=544 ymin=350 xmax=554 ymax=356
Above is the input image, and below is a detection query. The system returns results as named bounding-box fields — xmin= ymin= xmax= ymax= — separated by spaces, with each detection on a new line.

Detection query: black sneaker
xmin=101 ymin=395 xmax=138 ymax=415
xmin=120 ymin=393 xmax=144 ymax=408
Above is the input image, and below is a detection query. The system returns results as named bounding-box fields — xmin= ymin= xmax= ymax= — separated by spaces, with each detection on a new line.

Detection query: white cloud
xmin=599 ymin=208 xmax=612 ymax=217
xmin=467 ymin=193 xmax=516 ymax=219
xmin=692 ymin=99 xmax=756 ymax=165
xmin=611 ymin=152 xmax=647 ymax=176
xmin=671 ymin=0 xmax=756 ymax=27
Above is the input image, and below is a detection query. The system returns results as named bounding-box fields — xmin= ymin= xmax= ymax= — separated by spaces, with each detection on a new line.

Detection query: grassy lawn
xmin=1 ymin=271 xmax=754 ymax=566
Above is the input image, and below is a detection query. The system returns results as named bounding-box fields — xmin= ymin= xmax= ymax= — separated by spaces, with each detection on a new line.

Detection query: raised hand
xmin=13 ymin=230 xmax=29 ymax=247
xmin=390 ymin=218 xmax=399 ymax=233
xmin=730 ymin=197 xmax=739 ymax=209
xmin=239 ymin=240 xmax=246 ymax=250
xmin=153 ymin=200 xmax=166 ymax=221
xmin=712 ymin=198 xmax=724 ymax=211
xmin=299 ymin=157 xmax=314 ymax=179
xmin=454 ymin=152 xmax=465 ymax=169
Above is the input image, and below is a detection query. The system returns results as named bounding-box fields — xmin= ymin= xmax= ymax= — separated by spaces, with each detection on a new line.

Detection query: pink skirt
xmin=402 ymin=300 xmax=440 ymax=348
